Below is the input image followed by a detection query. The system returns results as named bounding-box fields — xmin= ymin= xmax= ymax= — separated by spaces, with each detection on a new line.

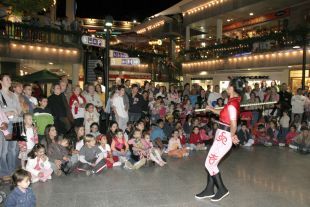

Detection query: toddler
xmin=90 ymin=122 xmax=101 ymax=138
xmin=4 ymin=169 xmax=36 ymax=207
xmin=84 ymin=103 xmax=99 ymax=134
xmin=278 ymin=111 xmax=290 ymax=146
xmin=167 ymin=130 xmax=189 ymax=158
xmin=26 ymin=144 xmax=53 ymax=183
xmin=97 ymin=134 xmax=121 ymax=168
xmin=18 ymin=113 xmax=38 ymax=169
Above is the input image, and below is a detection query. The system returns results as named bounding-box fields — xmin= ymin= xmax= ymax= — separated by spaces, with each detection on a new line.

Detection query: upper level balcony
xmin=0 ymin=20 xmax=82 ymax=47
xmin=181 ymin=28 xmax=309 ymax=62
xmin=0 ymin=20 xmax=82 ymax=64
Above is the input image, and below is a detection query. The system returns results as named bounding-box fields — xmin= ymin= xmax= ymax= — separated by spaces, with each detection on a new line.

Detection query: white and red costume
xmin=205 ymin=97 xmax=241 ymax=176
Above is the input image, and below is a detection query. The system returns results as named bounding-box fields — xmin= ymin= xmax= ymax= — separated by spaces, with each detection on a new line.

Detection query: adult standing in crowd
xmin=83 ymin=84 xmax=103 ymax=110
xmin=128 ymin=84 xmax=144 ymax=122
xmin=0 ymin=74 xmax=22 ymax=177
xmin=48 ymin=84 xmax=71 ymax=135
xmin=111 ymin=85 xmax=128 ymax=131
xmin=96 ymin=76 xmax=106 ymax=93
xmin=252 ymin=83 xmax=265 ymax=103
xmin=278 ymin=83 xmax=292 ymax=115
xmin=291 ymin=88 xmax=306 ymax=123
xmin=69 ymin=85 xmax=86 ymax=127
xmin=207 ymin=85 xmax=221 ymax=107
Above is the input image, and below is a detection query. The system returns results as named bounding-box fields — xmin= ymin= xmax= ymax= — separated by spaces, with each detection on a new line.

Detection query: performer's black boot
xmin=211 ymin=172 xmax=229 ymax=202
xmin=195 ymin=171 xmax=215 ymax=199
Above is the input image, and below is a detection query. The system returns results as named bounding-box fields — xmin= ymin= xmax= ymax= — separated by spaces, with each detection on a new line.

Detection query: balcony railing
xmin=182 ymin=29 xmax=309 ymax=61
xmin=0 ymin=20 xmax=81 ymax=47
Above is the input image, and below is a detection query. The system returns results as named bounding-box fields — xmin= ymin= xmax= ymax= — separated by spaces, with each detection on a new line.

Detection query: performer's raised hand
xmin=232 ymin=135 xmax=239 ymax=145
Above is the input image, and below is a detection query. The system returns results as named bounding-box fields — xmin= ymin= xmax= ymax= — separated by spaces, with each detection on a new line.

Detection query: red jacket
xmin=179 ymin=135 xmax=186 ymax=145
xmin=189 ymin=133 xmax=201 ymax=144
xmin=219 ymin=97 xmax=241 ymax=125
xmin=286 ymin=132 xmax=298 ymax=144
xmin=69 ymin=94 xmax=86 ymax=115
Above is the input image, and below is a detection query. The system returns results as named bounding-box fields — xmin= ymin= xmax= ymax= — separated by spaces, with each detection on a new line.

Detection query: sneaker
xmin=86 ymin=170 xmax=95 ymax=176
xmin=133 ymin=158 xmax=146 ymax=170
xmin=124 ymin=161 xmax=134 ymax=170
xmin=113 ymin=161 xmax=122 ymax=167
xmin=279 ymin=143 xmax=286 ymax=147
xmin=289 ymin=144 xmax=298 ymax=150
xmin=119 ymin=157 xmax=127 ymax=163
xmin=264 ymin=142 xmax=272 ymax=147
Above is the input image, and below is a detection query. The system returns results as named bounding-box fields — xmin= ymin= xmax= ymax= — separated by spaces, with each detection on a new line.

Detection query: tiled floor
xmin=3 ymin=147 xmax=310 ymax=207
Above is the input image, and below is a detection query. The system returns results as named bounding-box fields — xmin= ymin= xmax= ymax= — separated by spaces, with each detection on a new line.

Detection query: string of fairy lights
xmin=182 ymin=49 xmax=310 ymax=69
xmin=10 ymin=43 xmax=79 ymax=55
xmin=183 ymin=0 xmax=227 ymax=16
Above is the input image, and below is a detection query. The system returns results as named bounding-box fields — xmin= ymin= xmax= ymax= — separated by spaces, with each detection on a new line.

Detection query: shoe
xmin=279 ymin=143 xmax=286 ymax=147
xmin=211 ymin=173 xmax=229 ymax=202
xmin=124 ymin=161 xmax=134 ymax=170
xmin=113 ymin=161 xmax=122 ymax=167
xmin=86 ymin=170 xmax=95 ymax=176
xmin=133 ymin=158 xmax=146 ymax=170
xmin=264 ymin=142 xmax=272 ymax=147
xmin=195 ymin=173 xmax=215 ymax=199
xmin=289 ymin=144 xmax=298 ymax=150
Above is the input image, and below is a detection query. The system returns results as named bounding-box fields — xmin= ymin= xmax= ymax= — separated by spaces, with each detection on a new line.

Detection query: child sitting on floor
xmin=189 ymin=126 xmax=207 ymax=150
xmin=237 ymin=122 xmax=254 ymax=147
xmin=254 ymin=123 xmax=269 ymax=145
xmin=266 ymin=120 xmax=279 ymax=146
xmin=76 ymin=134 xmax=106 ymax=176
xmin=18 ymin=113 xmax=38 ymax=169
xmin=47 ymin=137 xmax=74 ymax=176
xmin=142 ymin=133 xmax=166 ymax=167
xmin=26 ymin=144 xmax=53 ymax=183
xmin=286 ymin=125 xmax=299 ymax=145
xmin=167 ymin=130 xmax=189 ymax=158
xmin=111 ymin=129 xmax=133 ymax=169
xmin=97 ymin=134 xmax=121 ymax=168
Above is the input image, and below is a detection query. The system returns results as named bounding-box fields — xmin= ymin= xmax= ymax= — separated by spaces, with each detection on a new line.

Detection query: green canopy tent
xmin=18 ymin=69 xmax=60 ymax=83
xmin=17 ymin=69 xmax=61 ymax=96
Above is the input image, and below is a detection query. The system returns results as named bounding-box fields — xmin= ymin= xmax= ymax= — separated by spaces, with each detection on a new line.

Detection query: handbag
xmin=11 ymin=122 xmax=27 ymax=141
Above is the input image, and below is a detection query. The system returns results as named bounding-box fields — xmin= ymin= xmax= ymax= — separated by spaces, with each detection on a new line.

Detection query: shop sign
xmin=223 ymin=8 xmax=290 ymax=32
xmin=290 ymin=70 xmax=309 ymax=78
xmin=81 ymin=35 xmax=105 ymax=47
xmin=149 ymin=40 xmax=162 ymax=45
xmin=110 ymin=58 xmax=140 ymax=66
xmin=109 ymin=50 xmax=129 ymax=58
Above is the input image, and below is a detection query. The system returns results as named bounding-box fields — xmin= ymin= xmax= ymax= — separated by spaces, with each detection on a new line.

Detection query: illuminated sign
xmin=81 ymin=35 xmax=105 ymax=47
xmin=110 ymin=58 xmax=140 ymax=66
xmin=148 ymin=40 xmax=162 ymax=45
xmin=109 ymin=50 xmax=129 ymax=58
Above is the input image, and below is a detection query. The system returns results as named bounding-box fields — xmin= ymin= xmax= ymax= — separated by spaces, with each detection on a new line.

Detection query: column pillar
xmin=169 ymin=38 xmax=176 ymax=60
xmin=216 ymin=19 xmax=223 ymax=43
xmin=66 ymin=0 xmax=75 ymax=23
xmin=72 ymin=63 xmax=80 ymax=86
xmin=185 ymin=26 xmax=190 ymax=50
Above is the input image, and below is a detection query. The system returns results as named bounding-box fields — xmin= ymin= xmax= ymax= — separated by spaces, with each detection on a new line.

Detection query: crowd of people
xmin=0 ymin=73 xmax=309 ymax=206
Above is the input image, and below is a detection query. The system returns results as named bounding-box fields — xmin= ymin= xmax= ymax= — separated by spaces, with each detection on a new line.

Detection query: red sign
xmin=223 ymin=8 xmax=290 ymax=32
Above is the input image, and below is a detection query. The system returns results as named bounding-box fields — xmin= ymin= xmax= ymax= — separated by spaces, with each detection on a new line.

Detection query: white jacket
xmin=291 ymin=95 xmax=306 ymax=114
xmin=26 ymin=157 xmax=52 ymax=176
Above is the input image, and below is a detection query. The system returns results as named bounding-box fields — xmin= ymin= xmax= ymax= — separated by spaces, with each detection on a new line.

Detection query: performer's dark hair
xmin=229 ymin=77 xmax=244 ymax=96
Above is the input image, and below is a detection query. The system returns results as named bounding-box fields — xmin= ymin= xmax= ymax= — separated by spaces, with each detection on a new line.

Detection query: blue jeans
xmin=112 ymin=150 xmax=131 ymax=161
xmin=129 ymin=112 xmax=141 ymax=123
xmin=0 ymin=122 xmax=18 ymax=176
xmin=251 ymin=111 xmax=259 ymax=126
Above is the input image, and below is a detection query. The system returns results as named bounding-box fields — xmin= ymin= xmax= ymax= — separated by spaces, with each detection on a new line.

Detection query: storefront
xmin=191 ymin=78 xmax=213 ymax=91
xmin=289 ymin=69 xmax=310 ymax=92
